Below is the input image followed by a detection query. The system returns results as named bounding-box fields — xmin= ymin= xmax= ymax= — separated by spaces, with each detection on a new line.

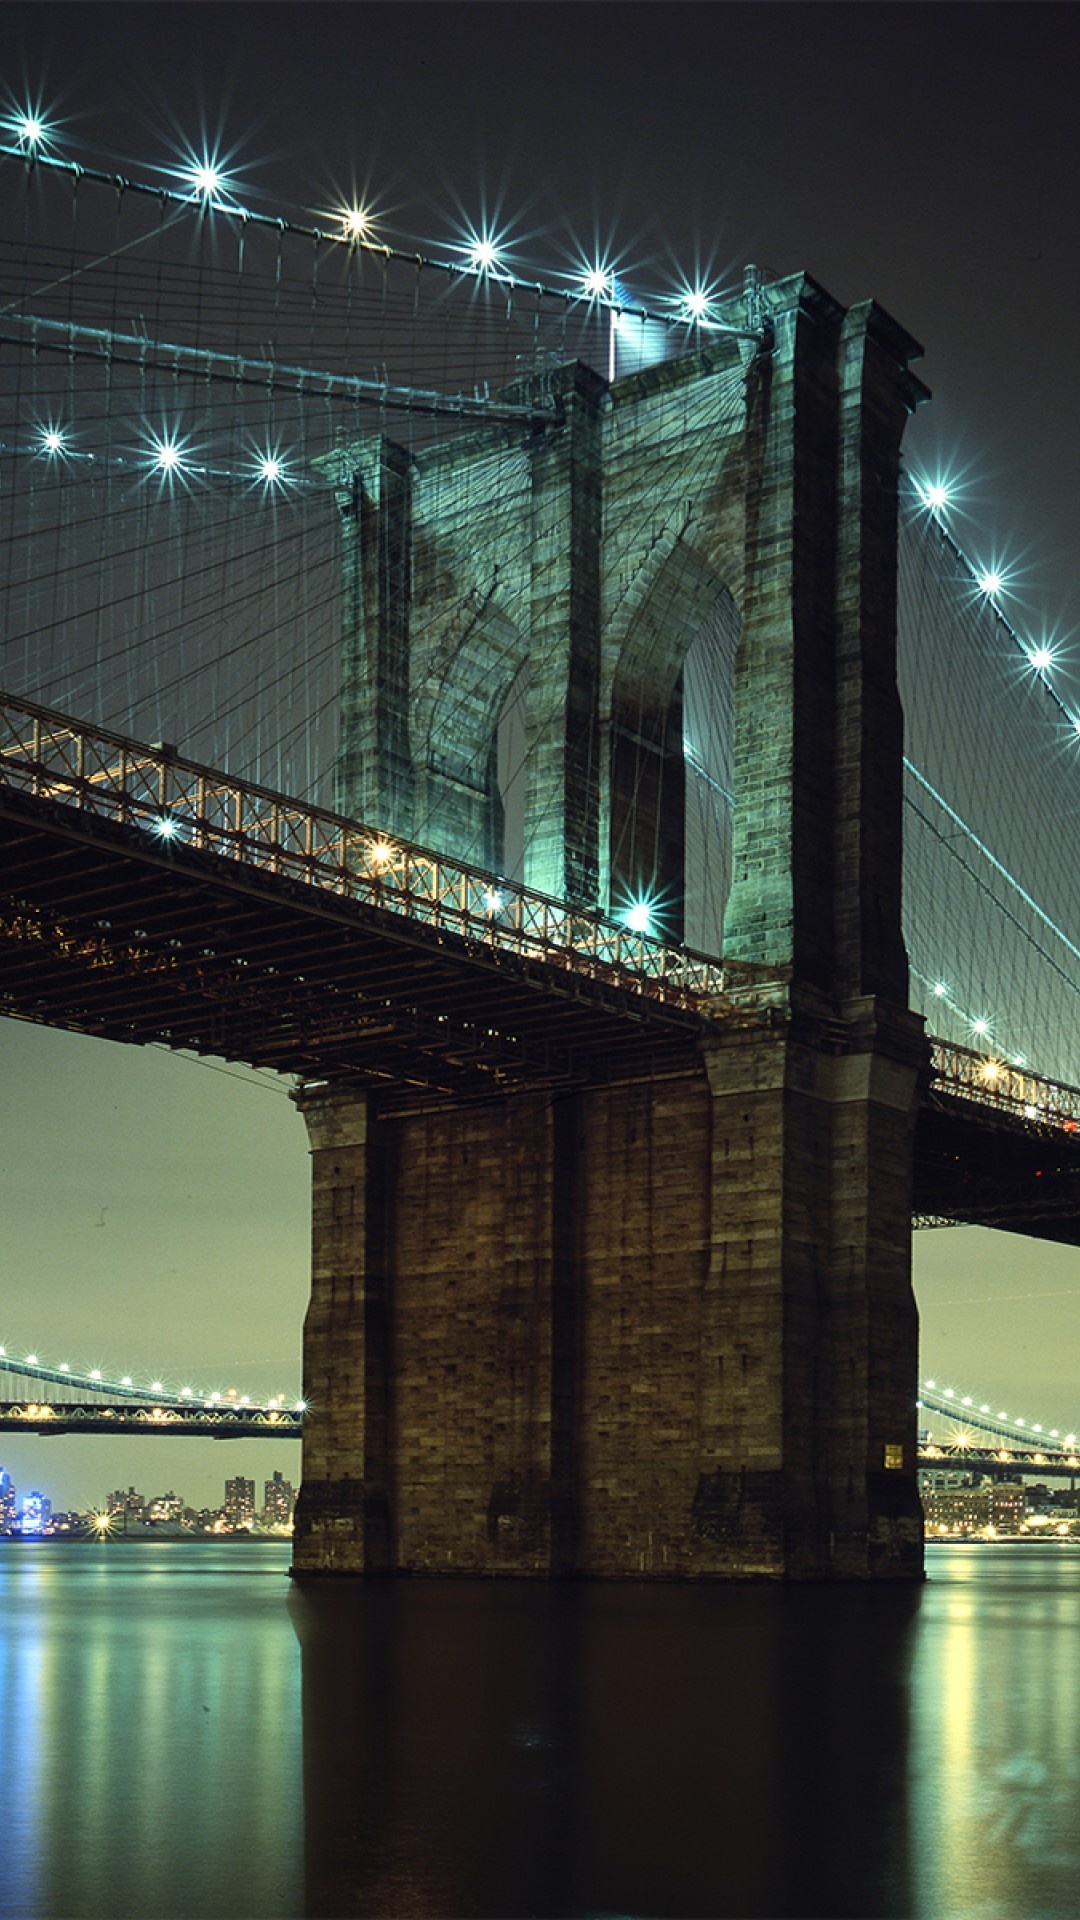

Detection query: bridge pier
xmin=697 ymin=997 xmax=925 ymax=1577
xmin=292 ymin=1000 xmax=924 ymax=1581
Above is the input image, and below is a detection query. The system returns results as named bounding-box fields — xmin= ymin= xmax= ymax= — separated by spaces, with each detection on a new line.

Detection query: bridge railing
xmin=12 ymin=692 xmax=1080 ymax=1100
xmin=919 ymin=1440 xmax=1080 ymax=1471
xmin=0 ymin=691 xmax=729 ymax=1014
xmin=0 ymin=1401 xmax=303 ymax=1436
xmin=928 ymin=1038 xmax=1080 ymax=1136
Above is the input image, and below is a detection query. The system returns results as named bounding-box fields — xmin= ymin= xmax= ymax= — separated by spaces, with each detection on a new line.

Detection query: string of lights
xmin=910 ymin=475 xmax=1080 ymax=736
xmin=919 ymin=1379 xmax=1079 ymax=1452
xmin=0 ymin=1342 xmax=303 ymax=1413
xmin=2 ymin=118 xmax=1078 ymax=1071
xmin=898 ymin=469 xmax=1080 ymax=1085
xmin=0 ymin=117 xmax=764 ymax=339
xmin=2 ymin=131 xmax=750 ymax=939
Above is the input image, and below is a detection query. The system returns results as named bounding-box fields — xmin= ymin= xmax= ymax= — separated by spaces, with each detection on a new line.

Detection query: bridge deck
xmin=0 ymin=780 xmax=714 ymax=1095
xmin=6 ymin=693 xmax=1080 ymax=1237
xmin=0 ymin=692 xmax=745 ymax=1097
xmin=915 ymin=1090 xmax=1080 ymax=1244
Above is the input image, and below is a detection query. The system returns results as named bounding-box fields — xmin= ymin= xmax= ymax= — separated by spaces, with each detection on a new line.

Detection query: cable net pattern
xmin=0 ymin=152 xmax=741 ymax=945
xmin=900 ymin=501 xmax=1080 ymax=1083
xmin=3 ymin=152 xmax=1077 ymax=1083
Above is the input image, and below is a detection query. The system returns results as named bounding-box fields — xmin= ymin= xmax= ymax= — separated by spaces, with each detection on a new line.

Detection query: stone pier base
xmin=291 ymin=997 xmax=924 ymax=1582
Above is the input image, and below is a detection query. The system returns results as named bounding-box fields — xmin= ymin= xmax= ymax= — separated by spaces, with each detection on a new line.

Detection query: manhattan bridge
xmin=3 ymin=130 xmax=1080 ymax=1578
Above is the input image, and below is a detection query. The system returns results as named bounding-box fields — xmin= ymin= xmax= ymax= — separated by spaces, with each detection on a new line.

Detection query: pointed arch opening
xmin=607 ymin=540 xmax=739 ymax=953
xmin=416 ymin=607 xmax=528 ymax=872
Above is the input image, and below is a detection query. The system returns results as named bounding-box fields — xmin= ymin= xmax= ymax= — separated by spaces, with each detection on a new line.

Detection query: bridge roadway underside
xmin=4 ymin=787 xmax=1077 ymax=1225
xmin=0 ymin=787 xmax=706 ymax=1093
xmin=914 ymin=1095 xmax=1080 ymax=1247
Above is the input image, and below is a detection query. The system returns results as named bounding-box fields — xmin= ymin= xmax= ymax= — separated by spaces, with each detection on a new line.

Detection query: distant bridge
xmin=0 ymin=1347 xmax=302 ymax=1439
xmin=918 ymin=1382 xmax=1080 ymax=1481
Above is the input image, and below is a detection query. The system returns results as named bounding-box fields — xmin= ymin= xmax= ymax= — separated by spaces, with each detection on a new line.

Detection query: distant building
xmin=225 ymin=1476 xmax=256 ymax=1528
xmin=147 ymin=1491 xmax=184 ymax=1523
xmin=108 ymin=1487 xmax=146 ymax=1526
xmin=0 ymin=1470 xmax=16 ymax=1533
xmin=262 ymin=1470 xmax=295 ymax=1527
xmin=20 ymin=1491 xmax=51 ymax=1534
xmin=991 ymin=1483 xmax=1026 ymax=1533
xmin=923 ymin=1480 xmax=1027 ymax=1535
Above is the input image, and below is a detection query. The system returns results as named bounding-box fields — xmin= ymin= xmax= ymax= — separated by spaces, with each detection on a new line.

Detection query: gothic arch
xmin=414 ymin=602 xmax=528 ymax=870
xmin=605 ymin=535 xmax=739 ymax=944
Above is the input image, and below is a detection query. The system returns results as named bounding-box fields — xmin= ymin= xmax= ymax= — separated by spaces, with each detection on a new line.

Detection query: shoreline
xmin=0 ymin=1530 xmax=291 ymax=1545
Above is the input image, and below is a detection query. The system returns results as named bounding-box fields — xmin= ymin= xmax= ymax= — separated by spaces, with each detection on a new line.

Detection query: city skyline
xmin=0 ymin=1461 xmax=296 ymax=1530
xmin=3 ymin=2 xmax=1080 ymax=1501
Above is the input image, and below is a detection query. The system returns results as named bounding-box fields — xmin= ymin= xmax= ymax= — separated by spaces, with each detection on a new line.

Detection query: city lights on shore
xmin=2 ymin=1473 xmax=299 ymax=1539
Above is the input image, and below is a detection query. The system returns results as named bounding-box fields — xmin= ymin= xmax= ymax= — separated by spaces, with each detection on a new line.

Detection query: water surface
xmin=2 ymin=1541 xmax=1079 ymax=1918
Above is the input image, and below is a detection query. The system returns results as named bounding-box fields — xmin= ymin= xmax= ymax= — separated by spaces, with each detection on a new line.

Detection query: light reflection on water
xmin=0 ymin=1542 xmax=303 ymax=1920
xmin=4 ymin=1541 xmax=1080 ymax=1917
xmin=911 ymin=1545 xmax=1080 ymax=1920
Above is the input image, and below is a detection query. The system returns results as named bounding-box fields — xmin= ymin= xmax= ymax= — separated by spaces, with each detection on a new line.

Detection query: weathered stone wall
xmin=319 ymin=327 xmax=751 ymax=906
xmin=385 ymin=1092 xmax=558 ymax=1572
xmin=293 ymin=1006 xmax=924 ymax=1581
xmin=291 ymin=1087 xmax=372 ymax=1570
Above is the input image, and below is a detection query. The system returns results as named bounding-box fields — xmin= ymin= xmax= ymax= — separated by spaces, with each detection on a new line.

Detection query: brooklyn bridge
xmin=4 ymin=134 xmax=1080 ymax=1581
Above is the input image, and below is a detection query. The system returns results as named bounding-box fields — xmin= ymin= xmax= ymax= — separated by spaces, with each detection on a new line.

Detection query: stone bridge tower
xmin=293 ymin=272 xmax=930 ymax=1582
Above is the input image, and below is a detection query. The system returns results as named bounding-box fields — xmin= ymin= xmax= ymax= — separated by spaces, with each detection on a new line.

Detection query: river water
xmin=2 ymin=1540 xmax=1079 ymax=1919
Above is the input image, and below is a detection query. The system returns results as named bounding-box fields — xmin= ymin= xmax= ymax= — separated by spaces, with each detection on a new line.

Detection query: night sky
xmin=3 ymin=1 xmax=1080 ymax=1508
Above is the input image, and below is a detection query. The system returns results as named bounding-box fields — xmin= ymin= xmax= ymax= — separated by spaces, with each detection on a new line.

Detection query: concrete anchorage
xmin=292 ymin=272 xmax=930 ymax=1581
